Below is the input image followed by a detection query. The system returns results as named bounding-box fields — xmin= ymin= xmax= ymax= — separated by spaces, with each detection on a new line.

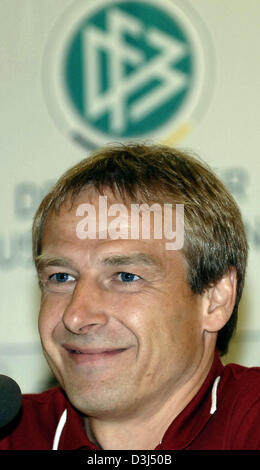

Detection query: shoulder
xmin=0 ymin=387 xmax=67 ymax=450
xmin=22 ymin=386 xmax=66 ymax=409
xmin=220 ymin=361 xmax=260 ymax=449
xmin=21 ymin=386 xmax=68 ymax=428
xmin=222 ymin=361 xmax=260 ymax=399
xmin=220 ymin=361 xmax=260 ymax=410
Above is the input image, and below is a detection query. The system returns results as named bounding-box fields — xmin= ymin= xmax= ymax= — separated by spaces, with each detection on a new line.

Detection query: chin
xmin=64 ymin=380 xmax=137 ymax=418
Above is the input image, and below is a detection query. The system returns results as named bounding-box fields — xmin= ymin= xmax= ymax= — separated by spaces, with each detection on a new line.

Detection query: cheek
xmin=38 ymin=293 xmax=66 ymax=339
xmin=143 ymin=292 xmax=201 ymax=356
xmin=121 ymin=293 xmax=172 ymax=355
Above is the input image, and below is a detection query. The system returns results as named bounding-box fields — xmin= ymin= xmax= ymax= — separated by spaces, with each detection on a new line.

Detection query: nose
xmin=62 ymin=277 xmax=108 ymax=334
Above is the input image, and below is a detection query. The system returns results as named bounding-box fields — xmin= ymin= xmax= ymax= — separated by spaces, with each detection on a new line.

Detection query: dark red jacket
xmin=0 ymin=352 xmax=259 ymax=450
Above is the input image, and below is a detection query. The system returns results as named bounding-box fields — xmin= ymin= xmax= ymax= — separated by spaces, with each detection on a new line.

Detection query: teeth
xmin=72 ymin=350 xmax=81 ymax=354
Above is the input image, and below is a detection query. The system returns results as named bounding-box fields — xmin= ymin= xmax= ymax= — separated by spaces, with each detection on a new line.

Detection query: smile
xmin=63 ymin=345 xmax=130 ymax=365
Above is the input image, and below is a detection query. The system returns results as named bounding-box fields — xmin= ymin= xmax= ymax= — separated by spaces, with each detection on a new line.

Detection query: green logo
xmin=43 ymin=0 xmax=212 ymax=148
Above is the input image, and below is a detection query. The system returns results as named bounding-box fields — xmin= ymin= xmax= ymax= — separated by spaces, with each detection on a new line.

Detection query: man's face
xmin=38 ymin=189 xmax=205 ymax=419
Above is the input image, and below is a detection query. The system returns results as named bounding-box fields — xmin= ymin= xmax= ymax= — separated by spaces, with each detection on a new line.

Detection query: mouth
xmin=63 ymin=344 xmax=130 ymax=365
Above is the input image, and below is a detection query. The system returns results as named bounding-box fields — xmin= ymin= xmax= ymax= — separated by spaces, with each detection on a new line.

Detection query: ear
xmin=202 ymin=267 xmax=237 ymax=333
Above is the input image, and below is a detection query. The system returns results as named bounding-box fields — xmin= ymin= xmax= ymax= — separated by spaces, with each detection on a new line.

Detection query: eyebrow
xmin=102 ymin=253 xmax=160 ymax=267
xmin=35 ymin=255 xmax=78 ymax=273
xmin=35 ymin=252 xmax=160 ymax=273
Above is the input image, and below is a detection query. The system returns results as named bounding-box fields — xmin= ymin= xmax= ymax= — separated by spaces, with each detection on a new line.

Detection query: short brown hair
xmin=32 ymin=143 xmax=248 ymax=355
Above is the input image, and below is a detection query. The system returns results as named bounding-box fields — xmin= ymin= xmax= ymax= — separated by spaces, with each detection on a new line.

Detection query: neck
xmin=84 ymin=349 xmax=215 ymax=450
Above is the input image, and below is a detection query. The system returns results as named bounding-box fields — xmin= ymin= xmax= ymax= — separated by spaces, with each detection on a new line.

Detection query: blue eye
xmin=117 ymin=272 xmax=140 ymax=283
xmin=50 ymin=273 xmax=74 ymax=283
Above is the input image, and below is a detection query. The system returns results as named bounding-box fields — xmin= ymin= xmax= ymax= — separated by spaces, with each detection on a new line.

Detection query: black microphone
xmin=0 ymin=375 xmax=22 ymax=428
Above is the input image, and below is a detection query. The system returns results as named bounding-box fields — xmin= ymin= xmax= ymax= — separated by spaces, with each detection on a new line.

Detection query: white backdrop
xmin=0 ymin=0 xmax=259 ymax=393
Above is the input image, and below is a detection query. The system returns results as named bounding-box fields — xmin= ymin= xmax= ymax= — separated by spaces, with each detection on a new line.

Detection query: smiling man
xmin=1 ymin=143 xmax=259 ymax=450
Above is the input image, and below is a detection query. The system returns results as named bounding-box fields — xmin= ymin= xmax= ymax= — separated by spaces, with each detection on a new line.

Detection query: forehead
xmin=43 ymin=187 xmax=133 ymax=240
xmin=41 ymin=187 xmax=186 ymax=270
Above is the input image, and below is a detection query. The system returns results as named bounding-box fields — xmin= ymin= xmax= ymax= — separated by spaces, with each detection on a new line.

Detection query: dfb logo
xmin=43 ymin=0 xmax=214 ymax=149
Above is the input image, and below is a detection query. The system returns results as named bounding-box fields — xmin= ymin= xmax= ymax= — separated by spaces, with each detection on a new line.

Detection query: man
xmin=0 ymin=143 xmax=259 ymax=450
